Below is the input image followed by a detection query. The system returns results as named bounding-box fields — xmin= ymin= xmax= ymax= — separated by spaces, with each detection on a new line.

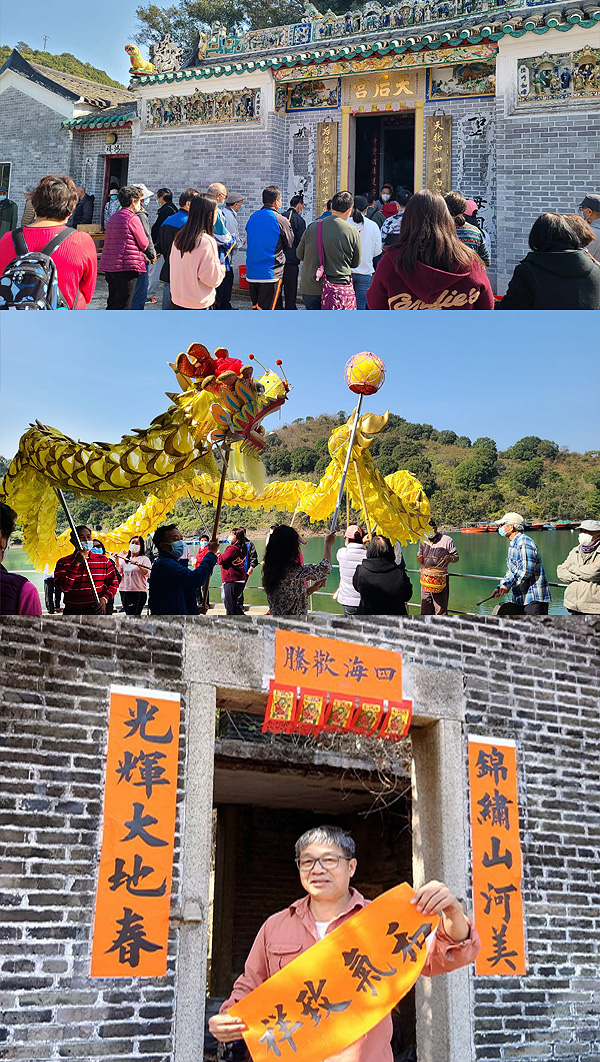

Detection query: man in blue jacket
xmin=245 ymin=186 xmax=293 ymax=309
xmin=149 ymin=525 xmax=219 ymax=615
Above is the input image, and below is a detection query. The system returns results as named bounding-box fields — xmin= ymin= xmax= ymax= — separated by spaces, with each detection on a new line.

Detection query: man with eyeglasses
xmin=209 ymin=825 xmax=480 ymax=1058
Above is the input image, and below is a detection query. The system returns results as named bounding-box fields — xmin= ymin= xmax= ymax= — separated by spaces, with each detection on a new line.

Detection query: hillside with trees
xmin=2 ymin=415 xmax=598 ymax=541
xmin=0 ymin=42 xmax=126 ymax=88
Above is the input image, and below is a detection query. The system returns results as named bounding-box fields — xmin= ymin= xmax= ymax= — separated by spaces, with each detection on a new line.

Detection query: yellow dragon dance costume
xmin=0 ymin=344 xmax=431 ymax=571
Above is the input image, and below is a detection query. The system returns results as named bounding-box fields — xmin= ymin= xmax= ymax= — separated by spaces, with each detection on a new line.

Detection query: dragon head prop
xmin=170 ymin=344 xmax=289 ymax=457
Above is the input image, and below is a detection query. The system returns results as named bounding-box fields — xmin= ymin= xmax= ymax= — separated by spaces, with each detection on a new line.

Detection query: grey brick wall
xmin=0 ymin=617 xmax=186 ymax=1062
xmin=0 ymin=88 xmax=75 ymax=219
xmin=494 ymin=102 xmax=600 ymax=294
xmin=1 ymin=614 xmax=598 ymax=1061
xmin=128 ymin=113 xmax=289 ymax=232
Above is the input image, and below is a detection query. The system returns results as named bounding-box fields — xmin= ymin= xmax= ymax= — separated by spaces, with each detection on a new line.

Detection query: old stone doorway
xmin=101 ymin=154 xmax=129 ymax=218
xmin=206 ymin=718 xmax=415 ymax=1060
xmin=354 ymin=112 xmax=416 ymax=197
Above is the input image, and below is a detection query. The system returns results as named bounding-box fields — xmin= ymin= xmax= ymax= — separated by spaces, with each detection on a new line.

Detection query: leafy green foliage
xmin=509 ymin=459 xmax=544 ymax=492
xmin=134 ymin=0 xmax=354 ymax=49
xmin=506 ymin=435 xmax=559 ymax=462
xmin=455 ymin=435 xmax=472 ymax=448
xmin=438 ymin=430 xmax=458 ymax=446
xmin=1 ymin=42 xmax=125 ymax=88
xmin=290 ymin=446 xmax=318 ymax=474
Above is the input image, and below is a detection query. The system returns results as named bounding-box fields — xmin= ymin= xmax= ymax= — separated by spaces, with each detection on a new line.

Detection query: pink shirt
xmin=118 ymin=555 xmax=151 ymax=592
xmin=169 ymin=233 xmax=225 ymax=308
xmin=19 ymin=580 xmax=43 ymax=615
xmin=221 ymin=887 xmax=480 ymax=1061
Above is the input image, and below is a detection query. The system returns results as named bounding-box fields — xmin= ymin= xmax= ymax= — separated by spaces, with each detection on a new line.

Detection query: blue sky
xmin=1 ymin=314 xmax=598 ymax=460
xmin=3 ymin=2 xmax=150 ymax=84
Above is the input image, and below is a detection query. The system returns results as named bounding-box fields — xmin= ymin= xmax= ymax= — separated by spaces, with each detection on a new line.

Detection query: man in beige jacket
xmin=556 ymin=519 xmax=600 ymax=614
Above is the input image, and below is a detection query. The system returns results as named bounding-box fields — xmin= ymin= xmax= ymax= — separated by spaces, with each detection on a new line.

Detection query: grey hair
xmin=295 ymin=826 xmax=356 ymax=860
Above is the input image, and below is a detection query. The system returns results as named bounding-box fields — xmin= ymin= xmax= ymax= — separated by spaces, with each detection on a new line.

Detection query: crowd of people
xmin=1 ymin=175 xmax=599 ymax=309
xmin=2 ymin=502 xmax=599 ymax=617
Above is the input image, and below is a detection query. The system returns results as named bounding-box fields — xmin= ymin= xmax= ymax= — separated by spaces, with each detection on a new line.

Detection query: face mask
xmin=579 ymin=533 xmax=593 ymax=546
xmin=80 ymin=539 xmax=94 ymax=551
xmin=90 ymin=547 xmax=104 ymax=555
xmin=143 ymin=197 xmax=151 ymax=205
xmin=0 ymin=196 xmax=6 ymax=202
xmin=428 ymin=532 xmax=440 ymax=542
xmin=381 ymin=193 xmax=390 ymax=202
xmin=129 ymin=543 xmax=140 ymax=554
xmin=200 ymin=540 xmax=208 ymax=548
xmin=170 ymin=540 xmax=185 ymax=559
xmin=227 ymin=534 xmax=236 ymax=544
xmin=110 ymin=193 xmax=118 ymax=199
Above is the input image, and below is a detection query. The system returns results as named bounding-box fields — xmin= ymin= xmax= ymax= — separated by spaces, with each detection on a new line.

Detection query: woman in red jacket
xmin=0 ymin=174 xmax=97 ymax=308
xmin=367 ymin=189 xmax=494 ymax=310
xmin=219 ymin=528 xmax=249 ymax=615
xmin=99 ymin=186 xmax=150 ymax=309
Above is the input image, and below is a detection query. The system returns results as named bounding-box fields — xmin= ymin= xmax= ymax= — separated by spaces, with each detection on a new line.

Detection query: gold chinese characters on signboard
xmin=341 ymin=69 xmax=424 ymax=107
xmin=425 ymin=114 xmax=451 ymax=194
xmin=316 ymin=122 xmax=339 ymax=220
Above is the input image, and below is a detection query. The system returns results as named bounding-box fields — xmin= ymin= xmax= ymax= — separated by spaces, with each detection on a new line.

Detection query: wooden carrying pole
xmin=329 ymin=395 xmax=363 ymax=533
xmin=54 ymin=487 xmax=100 ymax=606
xmin=202 ymin=446 xmax=230 ymax=609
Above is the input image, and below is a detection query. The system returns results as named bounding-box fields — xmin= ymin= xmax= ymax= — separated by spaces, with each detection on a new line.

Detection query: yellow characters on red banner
xmin=91 ymin=686 xmax=181 ymax=977
xmin=468 ymin=736 xmax=526 ymax=976
xmin=230 ymin=883 xmax=438 ymax=1062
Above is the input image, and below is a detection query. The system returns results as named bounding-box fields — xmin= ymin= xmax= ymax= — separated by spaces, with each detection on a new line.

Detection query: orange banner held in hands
xmin=274 ymin=630 xmax=402 ymax=701
xmin=230 ymin=883 xmax=438 ymax=1062
xmin=91 ymin=685 xmax=181 ymax=978
xmin=468 ymin=736 xmax=526 ymax=976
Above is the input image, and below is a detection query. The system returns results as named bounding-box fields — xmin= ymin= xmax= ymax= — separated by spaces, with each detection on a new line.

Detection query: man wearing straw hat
xmin=417 ymin=521 xmax=459 ymax=615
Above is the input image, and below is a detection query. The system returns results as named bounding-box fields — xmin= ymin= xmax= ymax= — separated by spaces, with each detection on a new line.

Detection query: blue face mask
xmin=90 ymin=546 xmax=104 ymax=555
xmin=498 ymin=526 xmax=507 ymax=538
xmin=0 ymin=195 xmax=6 ymax=202
xmin=170 ymin=540 xmax=185 ymax=559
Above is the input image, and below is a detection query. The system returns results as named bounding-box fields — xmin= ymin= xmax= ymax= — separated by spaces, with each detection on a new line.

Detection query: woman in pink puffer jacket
xmin=99 ymin=185 xmax=149 ymax=309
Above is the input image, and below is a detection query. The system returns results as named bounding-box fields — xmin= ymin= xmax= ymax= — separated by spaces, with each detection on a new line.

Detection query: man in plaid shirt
xmin=491 ymin=512 xmax=551 ymax=615
xmin=54 ymin=525 xmax=120 ymax=615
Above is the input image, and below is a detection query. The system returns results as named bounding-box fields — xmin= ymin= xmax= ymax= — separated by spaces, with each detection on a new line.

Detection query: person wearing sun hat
xmin=491 ymin=513 xmax=552 ymax=615
xmin=578 ymin=194 xmax=600 ymax=260
xmin=335 ymin=525 xmax=367 ymax=616
xmin=556 ymin=519 xmax=600 ymax=615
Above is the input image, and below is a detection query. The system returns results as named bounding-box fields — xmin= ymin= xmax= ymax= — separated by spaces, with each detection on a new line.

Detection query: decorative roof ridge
xmin=133 ymin=6 xmax=598 ymax=87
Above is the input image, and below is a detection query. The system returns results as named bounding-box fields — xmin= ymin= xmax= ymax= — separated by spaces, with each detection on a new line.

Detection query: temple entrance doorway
xmin=205 ymin=719 xmax=416 ymax=1061
xmin=101 ymin=154 xmax=129 ymax=220
xmin=354 ymin=111 xmax=415 ymax=198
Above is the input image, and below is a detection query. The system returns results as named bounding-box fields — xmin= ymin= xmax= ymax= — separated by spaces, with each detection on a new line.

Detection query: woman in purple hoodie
xmin=367 ymin=189 xmax=494 ymax=310
xmin=99 ymin=186 xmax=150 ymax=309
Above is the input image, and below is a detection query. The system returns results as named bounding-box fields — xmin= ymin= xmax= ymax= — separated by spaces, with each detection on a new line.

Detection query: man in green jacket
xmin=0 ymin=187 xmax=18 ymax=238
xmin=297 ymin=190 xmax=361 ymax=309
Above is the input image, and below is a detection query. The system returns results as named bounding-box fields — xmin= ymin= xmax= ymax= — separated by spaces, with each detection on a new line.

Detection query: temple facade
xmin=1 ymin=0 xmax=599 ymax=291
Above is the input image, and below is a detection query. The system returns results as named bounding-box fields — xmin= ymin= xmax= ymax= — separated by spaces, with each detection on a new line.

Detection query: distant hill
xmin=0 ymin=42 xmax=125 ymax=88
xmin=2 ymin=416 xmax=598 ymax=540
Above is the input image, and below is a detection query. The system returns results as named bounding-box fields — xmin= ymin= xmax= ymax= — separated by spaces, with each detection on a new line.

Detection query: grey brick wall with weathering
xmin=1 ymin=88 xmax=75 ymax=218
xmin=0 ymin=617 xmax=186 ymax=1061
xmin=494 ymin=103 xmax=600 ymax=295
xmin=1 ymin=614 xmax=599 ymax=1061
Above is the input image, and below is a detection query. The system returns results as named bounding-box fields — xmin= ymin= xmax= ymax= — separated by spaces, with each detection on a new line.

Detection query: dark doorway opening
xmin=207 ymin=752 xmax=415 ymax=1061
xmin=354 ymin=112 xmax=415 ymax=199
xmin=101 ymin=155 xmax=129 ymax=226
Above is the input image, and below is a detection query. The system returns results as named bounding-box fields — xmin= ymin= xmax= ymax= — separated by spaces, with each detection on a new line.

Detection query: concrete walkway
xmin=89 ymin=274 xmax=304 ymax=310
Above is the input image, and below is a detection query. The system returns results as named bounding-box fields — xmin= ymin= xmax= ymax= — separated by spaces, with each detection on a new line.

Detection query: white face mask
xmin=381 ymin=193 xmax=390 ymax=202
xmin=579 ymin=533 xmax=594 ymax=546
xmin=227 ymin=534 xmax=236 ymax=544
xmin=129 ymin=542 xmax=141 ymax=554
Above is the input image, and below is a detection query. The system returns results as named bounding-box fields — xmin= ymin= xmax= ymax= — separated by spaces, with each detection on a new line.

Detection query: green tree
xmin=391 ymin=441 xmax=423 ymax=465
xmin=473 ymin=436 xmax=497 ymax=457
xmin=1 ymin=42 xmax=125 ymax=88
xmin=290 ymin=446 xmax=318 ymax=474
xmin=509 ymin=459 xmax=545 ymax=491
xmin=265 ymin=447 xmax=291 ymax=475
xmin=537 ymin=439 xmax=559 ymax=460
xmin=438 ymin=430 xmax=458 ymax=446
xmin=401 ymin=421 xmax=427 ymax=440
xmin=376 ymin=455 xmax=397 ymax=478
xmin=586 ymin=490 xmax=600 ymax=518
xmin=455 ymin=435 xmax=472 ymax=448
xmin=454 ymin=456 xmax=495 ymax=491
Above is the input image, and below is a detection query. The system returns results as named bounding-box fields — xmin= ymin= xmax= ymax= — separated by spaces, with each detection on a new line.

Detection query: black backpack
xmin=0 ymin=227 xmax=75 ymax=309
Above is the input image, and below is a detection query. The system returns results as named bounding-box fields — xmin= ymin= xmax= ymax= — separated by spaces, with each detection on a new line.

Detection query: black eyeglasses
xmin=296 ymin=855 xmax=351 ymax=871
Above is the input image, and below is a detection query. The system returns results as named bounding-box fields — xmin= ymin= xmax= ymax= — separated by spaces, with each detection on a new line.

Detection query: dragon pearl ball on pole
xmin=329 ymin=353 xmax=386 ymax=533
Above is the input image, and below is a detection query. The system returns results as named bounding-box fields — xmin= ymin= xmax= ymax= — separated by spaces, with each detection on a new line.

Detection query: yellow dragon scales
xmin=0 ymin=344 xmax=431 ymax=571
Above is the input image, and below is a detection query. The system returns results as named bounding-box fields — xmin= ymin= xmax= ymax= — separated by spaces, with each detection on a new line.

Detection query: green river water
xmin=5 ymin=529 xmax=575 ymax=615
